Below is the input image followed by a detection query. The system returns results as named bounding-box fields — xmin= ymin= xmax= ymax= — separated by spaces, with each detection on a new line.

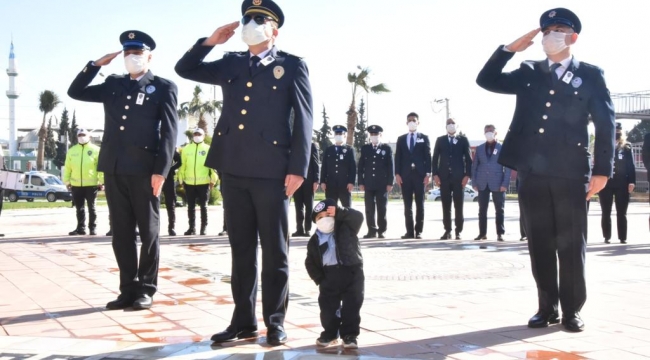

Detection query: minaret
xmin=6 ymin=41 xmax=19 ymax=156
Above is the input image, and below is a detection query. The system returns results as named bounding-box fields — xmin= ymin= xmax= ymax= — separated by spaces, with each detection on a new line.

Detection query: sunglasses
xmin=242 ymin=14 xmax=275 ymax=25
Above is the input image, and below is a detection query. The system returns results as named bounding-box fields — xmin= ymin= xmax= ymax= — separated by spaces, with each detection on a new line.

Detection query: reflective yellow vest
xmin=63 ymin=143 xmax=103 ymax=187
xmin=178 ymin=142 xmax=217 ymax=185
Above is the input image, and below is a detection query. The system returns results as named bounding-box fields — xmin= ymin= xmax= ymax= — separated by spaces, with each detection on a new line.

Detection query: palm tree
xmin=37 ymin=90 xmax=61 ymax=170
xmin=179 ymin=85 xmax=223 ymax=133
xmin=345 ymin=66 xmax=390 ymax=145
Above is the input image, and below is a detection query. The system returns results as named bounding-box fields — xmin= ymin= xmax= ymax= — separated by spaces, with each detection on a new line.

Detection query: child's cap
xmin=312 ymin=198 xmax=336 ymax=223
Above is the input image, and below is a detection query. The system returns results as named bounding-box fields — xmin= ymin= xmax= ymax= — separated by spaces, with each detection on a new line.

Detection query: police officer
xmin=292 ymin=142 xmax=320 ymax=237
xmin=599 ymin=123 xmax=636 ymax=244
xmin=358 ymin=125 xmax=394 ymax=238
xmin=64 ymin=128 xmax=103 ymax=236
xmin=321 ymin=125 xmax=356 ymax=208
xmin=163 ymin=147 xmax=182 ymax=236
xmin=178 ymin=128 xmax=217 ymax=236
xmin=175 ymin=0 xmax=313 ymax=346
xmin=477 ymin=8 xmax=615 ymax=332
xmin=68 ymin=30 xmax=179 ymax=311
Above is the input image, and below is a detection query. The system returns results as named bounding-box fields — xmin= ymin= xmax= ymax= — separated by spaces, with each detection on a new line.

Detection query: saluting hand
xmin=586 ymin=175 xmax=608 ymax=201
xmin=95 ymin=51 xmax=122 ymax=66
xmin=152 ymin=174 xmax=165 ymax=197
xmin=505 ymin=28 xmax=541 ymax=52
xmin=203 ymin=21 xmax=240 ymax=46
xmin=285 ymin=174 xmax=304 ymax=197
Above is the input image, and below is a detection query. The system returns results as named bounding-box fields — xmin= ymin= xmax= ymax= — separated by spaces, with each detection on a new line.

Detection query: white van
xmin=0 ymin=170 xmax=72 ymax=202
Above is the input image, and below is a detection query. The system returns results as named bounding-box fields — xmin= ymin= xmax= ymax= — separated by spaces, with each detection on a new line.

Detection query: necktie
xmin=250 ymin=55 xmax=261 ymax=75
xmin=409 ymin=133 xmax=415 ymax=152
xmin=129 ymin=79 xmax=138 ymax=91
xmin=550 ymin=63 xmax=561 ymax=85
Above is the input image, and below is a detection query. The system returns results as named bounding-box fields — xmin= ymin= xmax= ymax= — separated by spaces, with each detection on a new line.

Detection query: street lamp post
xmin=432 ymin=98 xmax=450 ymax=119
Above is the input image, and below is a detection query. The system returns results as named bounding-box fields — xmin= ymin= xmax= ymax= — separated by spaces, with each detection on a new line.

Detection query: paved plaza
xmin=0 ymin=199 xmax=649 ymax=359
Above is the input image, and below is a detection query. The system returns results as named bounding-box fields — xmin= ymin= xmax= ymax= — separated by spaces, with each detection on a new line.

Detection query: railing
xmin=611 ymin=91 xmax=650 ymax=120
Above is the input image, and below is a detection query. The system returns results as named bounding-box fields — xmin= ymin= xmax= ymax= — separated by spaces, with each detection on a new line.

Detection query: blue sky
xmin=1 ymin=0 xmax=649 ymax=144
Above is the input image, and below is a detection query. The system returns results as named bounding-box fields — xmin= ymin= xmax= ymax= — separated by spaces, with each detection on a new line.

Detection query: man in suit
xmin=292 ymin=142 xmax=320 ymax=237
xmin=395 ymin=112 xmax=431 ymax=239
xmin=358 ymin=125 xmax=394 ymax=239
xmin=321 ymin=126 xmax=356 ymax=208
xmin=432 ymin=118 xmax=472 ymax=240
xmin=476 ymin=8 xmax=615 ymax=332
xmin=68 ymin=30 xmax=179 ymax=310
xmin=175 ymin=0 xmax=313 ymax=346
xmin=472 ymin=125 xmax=511 ymax=241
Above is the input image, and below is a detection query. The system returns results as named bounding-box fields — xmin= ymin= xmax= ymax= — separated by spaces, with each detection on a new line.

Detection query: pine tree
xmin=354 ymin=98 xmax=368 ymax=154
xmin=69 ymin=111 xmax=79 ymax=145
xmin=54 ymin=108 xmax=70 ymax=169
xmin=316 ymin=105 xmax=333 ymax=159
xmin=59 ymin=108 xmax=70 ymax=145
xmin=627 ymin=120 xmax=650 ymax=143
xmin=45 ymin=117 xmax=57 ymax=159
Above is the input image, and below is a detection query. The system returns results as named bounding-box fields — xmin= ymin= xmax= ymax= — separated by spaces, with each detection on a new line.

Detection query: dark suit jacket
xmin=175 ymin=42 xmax=313 ymax=180
xmin=476 ymin=47 xmax=615 ymax=182
xmin=607 ymin=144 xmax=636 ymax=188
xmin=321 ymin=144 xmax=356 ymax=187
xmin=358 ymin=143 xmax=394 ymax=190
xmin=306 ymin=143 xmax=321 ymax=184
xmin=68 ymin=64 xmax=178 ymax=176
xmin=167 ymin=150 xmax=182 ymax=180
xmin=432 ymin=135 xmax=472 ymax=183
xmin=395 ymin=132 xmax=432 ymax=179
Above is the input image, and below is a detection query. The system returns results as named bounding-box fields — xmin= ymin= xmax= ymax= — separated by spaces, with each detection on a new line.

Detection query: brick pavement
xmin=0 ymin=200 xmax=649 ymax=359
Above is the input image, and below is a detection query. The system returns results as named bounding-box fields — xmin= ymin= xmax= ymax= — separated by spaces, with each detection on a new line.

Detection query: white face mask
xmin=370 ymin=135 xmax=379 ymax=145
xmin=542 ymin=31 xmax=569 ymax=55
xmin=316 ymin=216 xmax=335 ymax=234
xmin=407 ymin=122 xmax=418 ymax=132
xmin=485 ymin=132 xmax=495 ymax=142
xmin=446 ymin=124 xmax=456 ymax=134
xmin=193 ymin=135 xmax=204 ymax=144
xmin=77 ymin=136 xmax=89 ymax=145
xmin=334 ymin=135 xmax=344 ymax=144
xmin=241 ymin=21 xmax=271 ymax=46
xmin=124 ymin=53 xmax=147 ymax=75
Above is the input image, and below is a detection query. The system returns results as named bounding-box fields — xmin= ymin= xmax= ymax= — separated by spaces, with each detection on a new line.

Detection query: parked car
xmin=427 ymin=185 xmax=479 ymax=202
xmin=0 ymin=170 xmax=72 ymax=202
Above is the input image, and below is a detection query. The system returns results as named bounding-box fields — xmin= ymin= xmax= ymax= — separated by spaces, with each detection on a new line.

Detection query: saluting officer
xmin=68 ymin=30 xmax=179 ymax=311
xmin=358 ymin=125 xmax=394 ymax=239
xmin=321 ymin=125 xmax=356 ymax=208
xmin=477 ymin=8 xmax=615 ymax=332
xmin=175 ymin=0 xmax=313 ymax=346
xmin=292 ymin=142 xmax=320 ymax=237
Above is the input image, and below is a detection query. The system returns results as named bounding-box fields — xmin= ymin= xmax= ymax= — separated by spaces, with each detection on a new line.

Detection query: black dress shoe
xmin=89 ymin=229 xmax=97 ymax=236
xmin=210 ymin=325 xmax=259 ymax=342
xmin=378 ymin=233 xmax=385 ymax=239
xmin=520 ymin=236 xmax=527 ymax=241
xmin=184 ymin=228 xmax=196 ymax=236
xmin=455 ymin=233 xmax=461 ymax=240
xmin=106 ymin=294 xmax=134 ymax=310
xmin=304 ymin=230 xmax=311 ymax=237
xmin=200 ymin=226 xmax=207 ymax=236
xmin=266 ymin=326 xmax=288 ymax=346
xmin=562 ymin=313 xmax=584 ymax=332
xmin=415 ymin=233 xmax=422 ymax=239
xmin=218 ymin=230 xmax=228 ymax=236
xmin=604 ymin=238 xmax=610 ymax=244
xmin=132 ymin=295 xmax=153 ymax=310
xmin=528 ymin=311 xmax=560 ymax=328
xmin=497 ymin=235 xmax=504 ymax=242
xmin=620 ymin=240 xmax=627 ymax=244
xmin=69 ymin=229 xmax=86 ymax=236
xmin=169 ymin=229 xmax=176 ymax=236
xmin=474 ymin=235 xmax=487 ymax=241
xmin=291 ymin=231 xmax=305 ymax=237
xmin=440 ymin=232 xmax=451 ymax=240
xmin=401 ymin=233 xmax=415 ymax=239
xmin=363 ymin=233 xmax=376 ymax=239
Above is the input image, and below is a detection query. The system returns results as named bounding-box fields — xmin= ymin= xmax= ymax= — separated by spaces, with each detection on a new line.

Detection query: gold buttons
xmin=246 ymin=82 xmax=252 ymax=88
xmin=577 ymin=143 xmax=581 ymax=146
xmin=218 ymin=132 xmax=222 ymax=136
xmin=543 ymin=115 xmax=548 ymax=120
xmin=228 ymin=80 xmax=231 ymax=83
xmin=546 ymin=102 xmax=551 ymax=107
xmin=273 ymin=141 xmax=277 ymax=145
xmin=238 ymin=124 xmax=244 ymax=130
xmin=127 ymin=96 xmax=132 ymax=100
xmin=549 ymin=90 xmax=555 ymax=95
xmin=122 ymin=115 xmax=127 ymax=120
xmin=120 ymin=126 xmax=125 ymax=131
xmin=539 ymin=128 xmax=545 ymax=134
xmin=241 ymin=109 xmax=247 ymax=115
xmin=273 ymin=86 xmax=277 ymax=90
xmin=574 ymin=91 xmax=579 ymax=95
xmin=244 ymin=96 xmax=250 ymax=101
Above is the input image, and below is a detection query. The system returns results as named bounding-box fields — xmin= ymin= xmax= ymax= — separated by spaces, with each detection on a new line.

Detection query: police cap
xmin=367 ymin=125 xmax=383 ymax=134
xmin=312 ymin=198 xmax=336 ymax=223
xmin=540 ymin=8 xmax=581 ymax=34
xmin=332 ymin=125 xmax=347 ymax=133
xmin=241 ymin=0 xmax=285 ymax=28
xmin=616 ymin=122 xmax=622 ymax=130
xmin=119 ymin=30 xmax=156 ymax=51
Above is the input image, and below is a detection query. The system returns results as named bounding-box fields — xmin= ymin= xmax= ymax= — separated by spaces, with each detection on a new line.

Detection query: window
xmin=13 ymin=160 xmax=20 ymax=170
xmin=31 ymin=176 xmax=44 ymax=186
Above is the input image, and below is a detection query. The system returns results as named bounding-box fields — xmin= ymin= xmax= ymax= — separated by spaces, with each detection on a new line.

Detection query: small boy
xmin=305 ymin=198 xmax=365 ymax=349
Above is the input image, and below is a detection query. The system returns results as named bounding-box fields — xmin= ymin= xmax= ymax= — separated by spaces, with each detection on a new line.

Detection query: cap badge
xmin=314 ymin=202 xmax=325 ymax=212
xmin=146 ymin=85 xmax=156 ymax=94
xmin=549 ymin=10 xmax=556 ymax=18
xmin=273 ymin=66 xmax=285 ymax=79
xmin=253 ymin=0 xmax=262 ymax=5
xmin=128 ymin=32 xmax=135 ymax=39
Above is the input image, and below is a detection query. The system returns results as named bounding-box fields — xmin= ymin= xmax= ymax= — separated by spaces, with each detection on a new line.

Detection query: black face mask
xmin=615 ymin=133 xmax=622 ymax=140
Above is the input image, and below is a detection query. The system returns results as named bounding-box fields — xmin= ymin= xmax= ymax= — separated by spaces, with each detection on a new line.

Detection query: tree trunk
xmin=346 ymin=102 xmax=357 ymax=146
xmin=36 ymin=113 xmax=47 ymax=170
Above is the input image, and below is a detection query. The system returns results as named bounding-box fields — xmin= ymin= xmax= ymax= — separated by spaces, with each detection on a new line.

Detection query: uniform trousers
xmin=325 ymin=186 xmax=351 ymax=208
xmin=318 ymin=265 xmax=364 ymax=339
xmin=519 ymin=174 xmax=587 ymax=315
xmin=105 ymin=174 xmax=160 ymax=297
xmin=599 ymin=186 xmax=630 ymax=241
xmin=71 ymin=186 xmax=98 ymax=231
xmin=162 ymin=177 xmax=176 ymax=230
xmin=221 ymin=174 xmax=289 ymax=329
xmin=364 ymin=189 xmax=388 ymax=234
xmin=401 ymin=169 xmax=425 ymax=236
xmin=293 ymin=181 xmax=314 ymax=233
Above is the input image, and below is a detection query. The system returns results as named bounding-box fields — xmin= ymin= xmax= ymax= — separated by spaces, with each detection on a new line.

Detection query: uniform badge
xmin=128 ymin=32 xmax=136 ymax=39
xmin=562 ymin=71 xmax=574 ymax=84
xmin=136 ymin=93 xmax=145 ymax=105
xmin=381 ymin=150 xmax=386 ymax=155
xmin=200 ymin=151 xmax=206 ymax=156
xmin=314 ymin=201 xmax=326 ymax=212
xmin=145 ymin=85 xmax=156 ymax=94
xmin=549 ymin=10 xmax=556 ymax=18
xmin=571 ymin=77 xmax=583 ymax=88
xmin=376 ymin=149 xmax=381 ymax=154
xmin=87 ymin=150 xmax=93 ymax=156
xmin=342 ymin=148 xmax=347 ymax=153
xmin=260 ymin=56 xmax=275 ymax=66
xmin=253 ymin=0 xmax=262 ymax=5
xmin=273 ymin=66 xmax=285 ymax=79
